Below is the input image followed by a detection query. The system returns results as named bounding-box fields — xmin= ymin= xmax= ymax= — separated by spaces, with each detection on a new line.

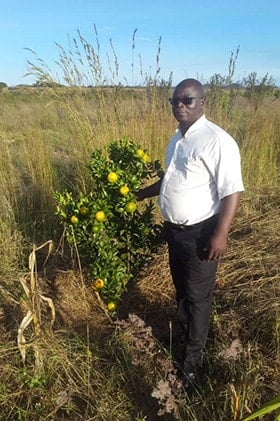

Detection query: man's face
xmin=170 ymin=82 xmax=204 ymax=130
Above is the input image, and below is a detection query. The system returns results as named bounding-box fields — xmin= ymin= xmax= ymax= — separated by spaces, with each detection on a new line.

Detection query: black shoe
xmin=180 ymin=370 xmax=199 ymax=395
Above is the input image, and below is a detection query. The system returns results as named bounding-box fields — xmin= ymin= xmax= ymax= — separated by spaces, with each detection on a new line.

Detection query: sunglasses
xmin=169 ymin=96 xmax=202 ymax=106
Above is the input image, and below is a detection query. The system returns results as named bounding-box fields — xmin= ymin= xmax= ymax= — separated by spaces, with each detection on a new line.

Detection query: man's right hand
xmin=136 ymin=179 xmax=162 ymax=201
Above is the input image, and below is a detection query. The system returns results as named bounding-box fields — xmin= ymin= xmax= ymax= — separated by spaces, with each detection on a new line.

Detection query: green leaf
xmin=241 ymin=395 xmax=280 ymax=421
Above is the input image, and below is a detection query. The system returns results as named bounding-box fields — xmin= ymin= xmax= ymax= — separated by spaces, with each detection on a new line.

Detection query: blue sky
xmin=1 ymin=0 xmax=280 ymax=86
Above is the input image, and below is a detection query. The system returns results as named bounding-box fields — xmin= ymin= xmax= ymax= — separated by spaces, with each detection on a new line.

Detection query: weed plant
xmin=0 ymin=29 xmax=279 ymax=420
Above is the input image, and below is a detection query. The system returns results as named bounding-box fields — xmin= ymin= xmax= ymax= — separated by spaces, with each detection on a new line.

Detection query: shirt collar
xmin=176 ymin=114 xmax=207 ymax=136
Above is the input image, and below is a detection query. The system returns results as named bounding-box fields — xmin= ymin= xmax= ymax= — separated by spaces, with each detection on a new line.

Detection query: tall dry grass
xmin=0 ymin=31 xmax=279 ymax=420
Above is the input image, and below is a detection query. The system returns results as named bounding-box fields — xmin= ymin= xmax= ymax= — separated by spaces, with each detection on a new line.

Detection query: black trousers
xmin=165 ymin=215 xmax=219 ymax=372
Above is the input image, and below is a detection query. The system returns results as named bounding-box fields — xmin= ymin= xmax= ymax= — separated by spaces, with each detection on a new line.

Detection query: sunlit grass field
xmin=0 ymin=36 xmax=279 ymax=420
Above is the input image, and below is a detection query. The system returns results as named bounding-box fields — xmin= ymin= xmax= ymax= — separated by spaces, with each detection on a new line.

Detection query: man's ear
xmin=201 ymin=97 xmax=205 ymax=106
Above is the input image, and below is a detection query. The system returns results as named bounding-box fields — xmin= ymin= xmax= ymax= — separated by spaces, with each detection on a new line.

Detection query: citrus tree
xmin=54 ymin=138 xmax=163 ymax=312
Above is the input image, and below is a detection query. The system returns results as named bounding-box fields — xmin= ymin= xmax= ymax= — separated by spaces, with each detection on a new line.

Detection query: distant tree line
xmin=1 ymin=71 xmax=279 ymax=96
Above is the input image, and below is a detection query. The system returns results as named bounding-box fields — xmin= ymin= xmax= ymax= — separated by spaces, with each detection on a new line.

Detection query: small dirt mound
xmin=53 ymin=270 xmax=113 ymax=339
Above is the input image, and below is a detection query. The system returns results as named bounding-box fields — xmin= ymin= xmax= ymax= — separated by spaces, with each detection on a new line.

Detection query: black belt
xmin=164 ymin=220 xmax=202 ymax=231
xmin=164 ymin=214 xmax=219 ymax=231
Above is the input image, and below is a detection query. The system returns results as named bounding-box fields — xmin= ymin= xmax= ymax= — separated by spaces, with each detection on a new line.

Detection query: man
xmin=137 ymin=78 xmax=244 ymax=391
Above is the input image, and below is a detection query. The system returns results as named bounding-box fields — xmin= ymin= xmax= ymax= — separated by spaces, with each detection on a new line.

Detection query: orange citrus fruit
xmin=80 ymin=206 xmax=89 ymax=215
xmin=119 ymin=185 xmax=129 ymax=196
xmin=107 ymin=172 xmax=118 ymax=183
xmin=92 ymin=278 xmax=104 ymax=289
xmin=142 ymin=153 xmax=151 ymax=163
xmin=125 ymin=201 xmax=137 ymax=213
xmin=92 ymin=225 xmax=100 ymax=233
xmin=70 ymin=215 xmax=79 ymax=224
xmin=136 ymin=148 xmax=145 ymax=158
xmin=107 ymin=301 xmax=117 ymax=311
xmin=95 ymin=210 xmax=106 ymax=222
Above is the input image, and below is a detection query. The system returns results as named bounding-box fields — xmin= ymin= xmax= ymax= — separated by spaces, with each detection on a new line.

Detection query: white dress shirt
xmin=158 ymin=114 xmax=244 ymax=225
